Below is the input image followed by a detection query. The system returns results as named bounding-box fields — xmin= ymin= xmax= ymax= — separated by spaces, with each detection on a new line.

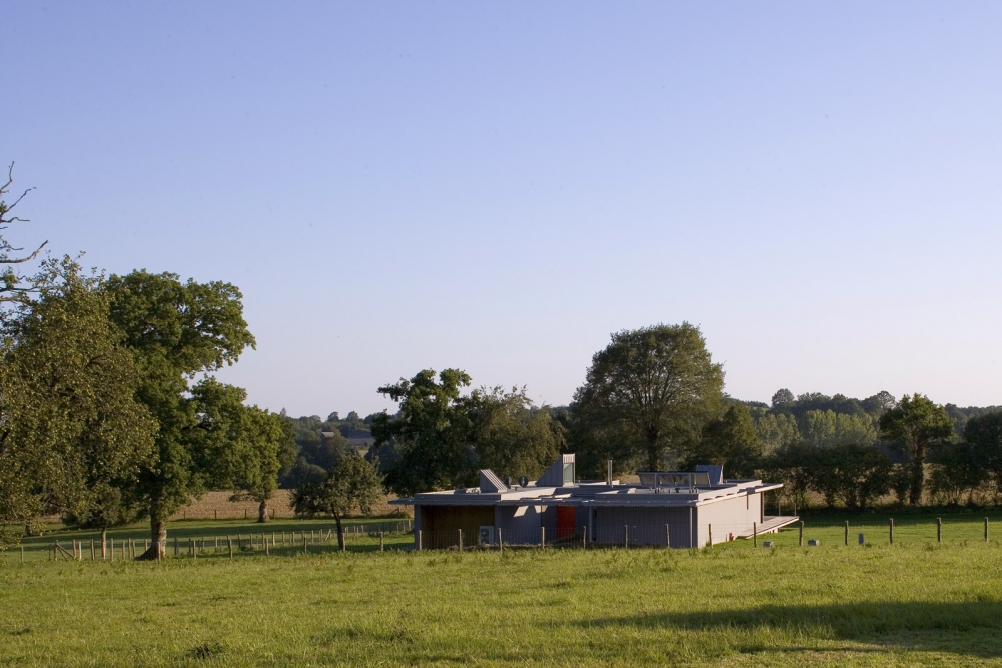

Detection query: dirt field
xmin=167 ymin=490 xmax=411 ymax=521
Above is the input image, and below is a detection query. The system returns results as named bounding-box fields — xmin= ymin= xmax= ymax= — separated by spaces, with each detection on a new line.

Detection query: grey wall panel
xmin=591 ymin=506 xmax=694 ymax=548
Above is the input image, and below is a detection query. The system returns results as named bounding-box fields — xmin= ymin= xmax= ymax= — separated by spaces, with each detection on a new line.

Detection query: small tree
xmin=879 ymin=394 xmax=954 ymax=505
xmin=221 ymin=403 xmax=296 ymax=523
xmin=810 ymin=444 xmax=893 ymax=511
xmin=292 ymin=452 xmax=381 ymax=547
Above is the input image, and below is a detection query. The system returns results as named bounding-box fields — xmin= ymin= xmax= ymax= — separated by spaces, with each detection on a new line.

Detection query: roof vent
xmin=479 ymin=469 xmax=508 ymax=493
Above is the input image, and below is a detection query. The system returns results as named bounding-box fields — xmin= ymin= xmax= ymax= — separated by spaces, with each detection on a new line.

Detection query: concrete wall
xmin=497 ymin=505 xmax=544 ymax=544
xmin=695 ymin=493 xmax=760 ymax=547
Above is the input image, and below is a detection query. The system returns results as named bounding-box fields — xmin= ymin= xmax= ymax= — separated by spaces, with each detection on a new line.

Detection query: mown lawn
xmin=3 ymin=514 xmax=1002 ymax=666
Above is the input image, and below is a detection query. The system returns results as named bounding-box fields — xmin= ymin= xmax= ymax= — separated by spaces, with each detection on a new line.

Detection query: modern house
xmin=391 ymin=454 xmax=798 ymax=549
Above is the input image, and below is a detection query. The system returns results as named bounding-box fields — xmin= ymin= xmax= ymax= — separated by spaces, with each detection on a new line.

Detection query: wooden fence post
xmin=754 ymin=522 xmax=758 ymax=548
xmin=937 ymin=517 xmax=942 ymax=543
xmin=889 ymin=518 xmax=894 ymax=545
xmin=845 ymin=521 xmax=849 ymax=546
xmin=499 ymin=528 xmax=504 ymax=554
xmin=799 ymin=521 xmax=804 ymax=547
xmin=541 ymin=527 xmax=546 ymax=548
xmin=458 ymin=529 xmax=463 ymax=552
xmin=265 ymin=537 xmax=269 ymax=557
xmin=379 ymin=531 xmax=384 ymax=552
xmin=303 ymin=534 xmax=307 ymax=555
xmin=624 ymin=525 xmax=629 ymax=549
xmin=417 ymin=530 xmax=422 ymax=551
xmin=228 ymin=537 xmax=233 ymax=559
xmin=708 ymin=524 xmax=712 ymax=548
xmin=665 ymin=524 xmax=670 ymax=549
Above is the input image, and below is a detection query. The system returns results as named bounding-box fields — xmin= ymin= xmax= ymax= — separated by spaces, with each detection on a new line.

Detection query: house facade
xmin=391 ymin=454 xmax=798 ymax=549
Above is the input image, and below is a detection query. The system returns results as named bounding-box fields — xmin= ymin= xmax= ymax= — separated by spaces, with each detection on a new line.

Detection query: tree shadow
xmin=575 ymin=600 xmax=1002 ymax=657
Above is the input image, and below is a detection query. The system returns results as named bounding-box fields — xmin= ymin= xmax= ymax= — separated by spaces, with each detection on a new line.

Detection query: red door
xmin=557 ymin=506 xmax=576 ymax=540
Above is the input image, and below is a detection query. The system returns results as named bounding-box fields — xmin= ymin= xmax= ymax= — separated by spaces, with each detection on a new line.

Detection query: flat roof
xmin=391 ymin=477 xmax=782 ymax=508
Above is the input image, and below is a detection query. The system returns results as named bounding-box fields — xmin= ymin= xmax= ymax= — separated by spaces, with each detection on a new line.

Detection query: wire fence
xmin=6 ymin=520 xmax=416 ymax=563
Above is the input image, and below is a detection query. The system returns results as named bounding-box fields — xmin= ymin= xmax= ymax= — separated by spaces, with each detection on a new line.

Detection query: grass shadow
xmin=576 ymin=600 xmax=1002 ymax=657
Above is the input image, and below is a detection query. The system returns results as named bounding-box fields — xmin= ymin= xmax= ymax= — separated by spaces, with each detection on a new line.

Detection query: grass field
xmin=3 ymin=512 xmax=1002 ymax=666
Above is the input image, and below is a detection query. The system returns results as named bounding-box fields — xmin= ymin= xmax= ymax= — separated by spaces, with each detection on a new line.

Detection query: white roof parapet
xmin=479 ymin=469 xmax=508 ymax=493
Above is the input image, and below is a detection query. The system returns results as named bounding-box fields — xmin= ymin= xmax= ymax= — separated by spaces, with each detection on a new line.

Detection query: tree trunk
xmin=138 ymin=500 xmax=167 ymax=560
xmin=909 ymin=441 xmax=926 ymax=505
xmin=258 ymin=497 xmax=269 ymax=523
xmin=335 ymin=514 xmax=344 ymax=550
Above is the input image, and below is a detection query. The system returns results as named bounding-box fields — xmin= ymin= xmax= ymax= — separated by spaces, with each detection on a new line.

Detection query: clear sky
xmin=5 ymin=2 xmax=1001 ymax=417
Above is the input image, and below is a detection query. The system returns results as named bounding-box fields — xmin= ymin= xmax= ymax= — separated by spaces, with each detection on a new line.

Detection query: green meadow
xmin=3 ymin=513 xmax=1002 ymax=667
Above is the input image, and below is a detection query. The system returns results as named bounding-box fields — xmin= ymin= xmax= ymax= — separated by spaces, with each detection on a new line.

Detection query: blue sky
xmin=5 ymin=2 xmax=1001 ymax=416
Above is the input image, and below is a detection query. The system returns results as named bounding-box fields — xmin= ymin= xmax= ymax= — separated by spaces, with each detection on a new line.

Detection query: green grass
xmin=3 ymin=514 xmax=1002 ymax=666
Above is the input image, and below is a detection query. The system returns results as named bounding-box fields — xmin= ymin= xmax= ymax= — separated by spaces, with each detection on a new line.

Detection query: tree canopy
xmin=0 ymin=269 xmax=156 ymax=533
xmin=571 ymin=323 xmax=724 ymax=472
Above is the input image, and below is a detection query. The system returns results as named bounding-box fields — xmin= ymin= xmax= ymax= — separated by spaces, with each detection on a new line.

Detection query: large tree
xmin=879 ymin=393 xmax=954 ymax=505
xmin=571 ymin=323 xmax=724 ymax=472
xmin=0 ymin=268 xmax=156 ymax=537
xmin=464 ymin=386 xmax=564 ymax=482
xmin=104 ymin=270 xmax=255 ymax=558
xmin=373 ymin=369 xmax=474 ymax=496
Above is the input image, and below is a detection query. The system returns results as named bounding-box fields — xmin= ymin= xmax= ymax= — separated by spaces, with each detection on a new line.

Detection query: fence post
xmin=753 ymin=522 xmax=758 ymax=548
xmin=379 ymin=531 xmax=384 ymax=552
xmin=174 ymin=537 xmax=178 ymax=556
xmin=265 ymin=537 xmax=269 ymax=557
xmin=228 ymin=538 xmax=233 ymax=559
xmin=458 ymin=529 xmax=463 ymax=552
xmin=985 ymin=518 xmax=990 ymax=541
xmin=889 ymin=518 xmax=894 ymax=545
xmin=708 ymin=524 xmax=712 ymax=548
xmin=625 ymin=525 xmax=629 ymax=549
xmin=110 ymin=539 xmax=114 ymax=561
xmin=499 ymin=528 xmax=503 ymax=554
xmin=845 ymin=521 xmax=849 ymax=546
xmin=541 ymin=527 xmax=546 ymax=548
xmin=584 ymin=526 xmax=588 ymax=550
xmin=937 ymin=517 xmax=942 ymax=543
xmin=303 ymin=534 xmax=307 ymax=555
xmin=417 ymin=530 xmax=423 ymax=551
xmin=799 ymin=521 xmax=804 ymax=547
xmin=665 ymin=523 xmax=670 ymax=549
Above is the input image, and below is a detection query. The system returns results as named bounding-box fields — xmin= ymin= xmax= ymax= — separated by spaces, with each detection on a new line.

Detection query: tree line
xmin=367 ymin=323 xmax=1002 ymax=513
